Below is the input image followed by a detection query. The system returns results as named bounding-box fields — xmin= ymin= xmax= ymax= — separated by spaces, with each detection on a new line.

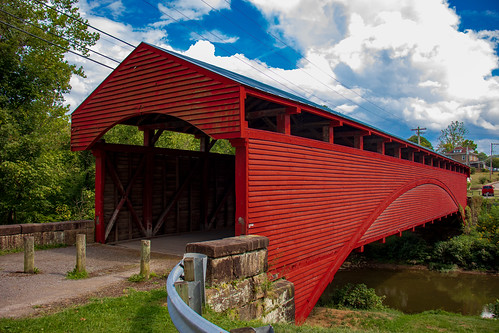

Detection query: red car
xmin=482 ymin=185 xmax=495 ymax=197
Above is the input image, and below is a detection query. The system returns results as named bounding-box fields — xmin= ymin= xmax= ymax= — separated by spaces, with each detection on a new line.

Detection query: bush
xmin=364 ymin=232 xmax=429 ymax=264
xmin=485 ymin=299 xmax=499 ymax=318
xmin=432 ymin=234 xmax=499 ymax=271
xmin=479 ymin=177 xmax=488 ymax=184
xmin=477 ymin=201 xmax=499 ymax=246
xmin=325 ymin=283 xmax=385 ymax=310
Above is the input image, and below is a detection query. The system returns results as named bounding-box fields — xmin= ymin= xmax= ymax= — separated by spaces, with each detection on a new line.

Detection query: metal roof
xmin=147 ymin=43 xmax=464 ymax=165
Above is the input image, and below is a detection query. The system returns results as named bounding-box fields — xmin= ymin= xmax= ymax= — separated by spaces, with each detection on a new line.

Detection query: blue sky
xmin=67 ymin=0 xmax=499 ymax=153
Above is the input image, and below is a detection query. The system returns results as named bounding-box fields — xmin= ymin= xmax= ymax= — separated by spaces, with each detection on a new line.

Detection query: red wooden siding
xmin=360 ymin=183 xmax=459 ymax=245
xmin=71 ymin=43 xmax=242 ymax=151
xmin=244 ymin=128 xmax=467 ymax=322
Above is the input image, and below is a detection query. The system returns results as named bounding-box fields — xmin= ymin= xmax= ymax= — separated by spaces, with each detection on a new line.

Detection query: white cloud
xmin=190 ymin=30 xmax=239 ymax=44
xmin=154 ymin=0 xmax=230 ymax=26
xmin=65 ymin=1 xmax=169 ymax=110
xmin=246 ymin=0 xmax=499 ymax=136
xmin=66 ymin=0 xmax=499 ymax=150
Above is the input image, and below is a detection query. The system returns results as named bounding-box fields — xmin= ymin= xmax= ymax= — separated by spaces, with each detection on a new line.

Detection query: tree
xmin=0 ymin=0 xmax=98 ymax=223
xmin=408 ymin=135 xmax=433 ymax=150
xmin=462 ymin=139 xmax=478 ymax=153
xmin=437 ymin=121 xmax=475 ymax=153
xmin=478 ymin=152 xmax=488 ymax=161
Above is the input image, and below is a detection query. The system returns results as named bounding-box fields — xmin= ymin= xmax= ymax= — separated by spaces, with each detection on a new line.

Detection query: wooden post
xmin=276 ymin=113 xmax=290 ymax=135
xmin=140 ymin=239 xmax=150 ymax=279
xmin=93 ymin=148 xmax=106 ymax=243
xmin=143 ymin=152 xmax=153 ymax=237
xmin=175 ymin=281 xmax=189 ymax=304
xmin=76 ymin=234 xmax=86 ymax=273
xmin=184 ymin=257 xmax=195 ymax=281
xmin=23 ymin=236 xmax=35 ymax=274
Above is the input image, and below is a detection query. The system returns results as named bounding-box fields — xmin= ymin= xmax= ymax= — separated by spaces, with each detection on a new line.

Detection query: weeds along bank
xmin=358 ymin=196 xmax=499 ymax=272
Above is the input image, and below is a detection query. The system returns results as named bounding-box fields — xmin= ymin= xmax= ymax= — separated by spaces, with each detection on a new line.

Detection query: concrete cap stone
xmin=0 ymin=224 xmax=21 ymax=236
xmin=186 ymin=235 xmax=269 ymax=258
xmin=20 ymin=224 xmax=43 ymax=234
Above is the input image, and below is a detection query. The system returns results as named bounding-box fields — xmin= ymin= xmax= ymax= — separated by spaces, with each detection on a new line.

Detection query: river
xmin=320 ymin=267 xmax=499 ymax=316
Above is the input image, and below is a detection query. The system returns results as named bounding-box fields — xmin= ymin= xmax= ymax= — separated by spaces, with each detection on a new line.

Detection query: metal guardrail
xmin=166 ymin=255 xmax=229 ymax=333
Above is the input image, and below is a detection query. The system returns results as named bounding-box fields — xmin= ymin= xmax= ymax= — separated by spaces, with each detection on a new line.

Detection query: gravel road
xmin=0 ymin=243 xmax=181 ymax=318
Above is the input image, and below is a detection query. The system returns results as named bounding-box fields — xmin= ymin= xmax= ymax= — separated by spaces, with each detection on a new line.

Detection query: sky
xmin=65 ymin=0 xmax=499 ymax=153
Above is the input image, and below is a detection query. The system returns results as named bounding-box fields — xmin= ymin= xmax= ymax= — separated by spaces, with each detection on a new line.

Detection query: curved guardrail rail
xmin=166 ymin=259 xmax=229 ymax=333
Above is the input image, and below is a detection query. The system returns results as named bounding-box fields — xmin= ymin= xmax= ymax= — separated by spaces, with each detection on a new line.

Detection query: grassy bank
xmin=0 ymin=288 xmax=497 ymax=333
xmin=468 ymin=171 xmax=498 ymax=196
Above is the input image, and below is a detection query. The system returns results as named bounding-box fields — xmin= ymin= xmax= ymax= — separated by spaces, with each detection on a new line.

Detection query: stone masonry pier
xmin=186 ymin=235 xmax=295 ymax=323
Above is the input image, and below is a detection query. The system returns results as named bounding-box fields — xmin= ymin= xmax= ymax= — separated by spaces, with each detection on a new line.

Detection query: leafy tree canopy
xmin=0 ymin=0 xmax=98 ymax=224
xmin=478 ymin=152 xmax=488 ymax=161
xmin=408 ymin=135 xmax=433 ymax=150
xmin=437 ymin=121 xmax=476 ymax=153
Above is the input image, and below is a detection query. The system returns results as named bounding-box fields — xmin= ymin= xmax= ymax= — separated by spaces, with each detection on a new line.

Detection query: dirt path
xmin=0 ymin=243 xmax=181 ymax=318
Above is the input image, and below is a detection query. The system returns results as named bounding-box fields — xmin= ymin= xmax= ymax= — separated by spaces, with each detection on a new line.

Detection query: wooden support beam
xmin=334 ymin=130 xmax=369 ymax=138
xmin=354 ymin=135 xmax=364 ymax=150
xmin=277 ymin=113 xmax=290 ymax=134
xmin=262 ymin=117 xmax=277 ymax=131
xmin=153 ymin=141 xmax=217 ymax=236
xmin=245 ymin=107 xmax=286 ymax=120
xmin=104 ymin=156 xmax=147 ymax=240
xmin=143 ymin=151 xmax=153 ymax=237
xmin=93 ymin=149 xmax=106 ymax=243
xmin=143 ymin=129 xmax=154 ymax=147
xmin=152 ymin=158 xmax=202 ymax=236
xmin=151 ymin=129 xmax=164 ymax=146
xmin=207 ymin=179 xmax=235 ymax=230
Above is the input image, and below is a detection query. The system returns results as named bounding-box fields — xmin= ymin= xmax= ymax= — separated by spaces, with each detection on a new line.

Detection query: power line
xmin=32 ymin=0 xmax=136 ymax=49
xmin=0 ymin=8 xmax=120 ymax=64
xmin=0 ymin=19 xmax=115 ymax=70
xmin=142 ymin=0 xmax=339 ymax=110
xmin=221 ymin=0 xmax=407 ymax=123
xmin=197 ymin=0 xmax=360 ymax=107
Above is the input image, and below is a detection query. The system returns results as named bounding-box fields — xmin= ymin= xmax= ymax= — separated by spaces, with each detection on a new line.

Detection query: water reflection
xmin=320 ymin=268 xmax=499 ymax=315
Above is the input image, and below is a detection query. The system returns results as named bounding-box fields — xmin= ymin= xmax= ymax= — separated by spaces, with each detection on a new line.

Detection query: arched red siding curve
xmin=300 ymin=178 xmax=461 ymax=321
xmin=360 ymin=179 xmax=460 ymax=245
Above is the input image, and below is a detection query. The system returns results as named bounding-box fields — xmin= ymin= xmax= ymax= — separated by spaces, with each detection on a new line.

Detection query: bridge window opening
xmin=400 ymin=148 xmax=413 ymax=161
xmin=363 ymin=135 xmax=385 ymax=153
xmin=333 ymin=125 xmax=365 ymax=148
xmin=384 ymin=142 xmax=401 ymax=158
xmin=245 ymin=95 xmax=284 ymax=133
xmin=290 ymin=111 xmax=331 ymax=142
xmin=413 ymin=152 xmax=424 ymax=164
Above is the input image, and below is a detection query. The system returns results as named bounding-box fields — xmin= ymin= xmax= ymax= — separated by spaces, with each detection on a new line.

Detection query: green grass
xmin=469 ymin=171 xmax=498 ymax=190
xmin=0 ymin=288 xmax=497 ymax=333
xmin=66 ymin=267 xmax=89 ymax=280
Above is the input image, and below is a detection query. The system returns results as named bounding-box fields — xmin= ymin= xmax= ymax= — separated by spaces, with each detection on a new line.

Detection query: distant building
xmin=444 ymin=147 xmax=479 ymax=167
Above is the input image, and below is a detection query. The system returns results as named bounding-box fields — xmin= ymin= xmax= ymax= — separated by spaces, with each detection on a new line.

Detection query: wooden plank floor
xmin=115 ymin=228 xmax=234 ymax=256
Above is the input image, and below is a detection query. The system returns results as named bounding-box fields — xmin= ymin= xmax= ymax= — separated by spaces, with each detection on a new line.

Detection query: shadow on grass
xmin=130 ymin=289 xmax=174 ymax=332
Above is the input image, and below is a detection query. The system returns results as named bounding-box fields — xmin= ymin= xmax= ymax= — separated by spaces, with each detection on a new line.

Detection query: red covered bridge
xmin=71 ymin=42 xmax=469 ymax=322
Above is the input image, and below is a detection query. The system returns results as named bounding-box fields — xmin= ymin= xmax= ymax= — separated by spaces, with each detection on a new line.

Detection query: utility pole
xmin=411 ymin=126 xmax=427 ymax=145
xmin=490 ymin=143 xmax=499 ymax=181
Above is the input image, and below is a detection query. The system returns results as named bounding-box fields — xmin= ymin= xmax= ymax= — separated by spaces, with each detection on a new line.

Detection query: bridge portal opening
xmin=92 ymin=115 xmax=235 ymax=243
